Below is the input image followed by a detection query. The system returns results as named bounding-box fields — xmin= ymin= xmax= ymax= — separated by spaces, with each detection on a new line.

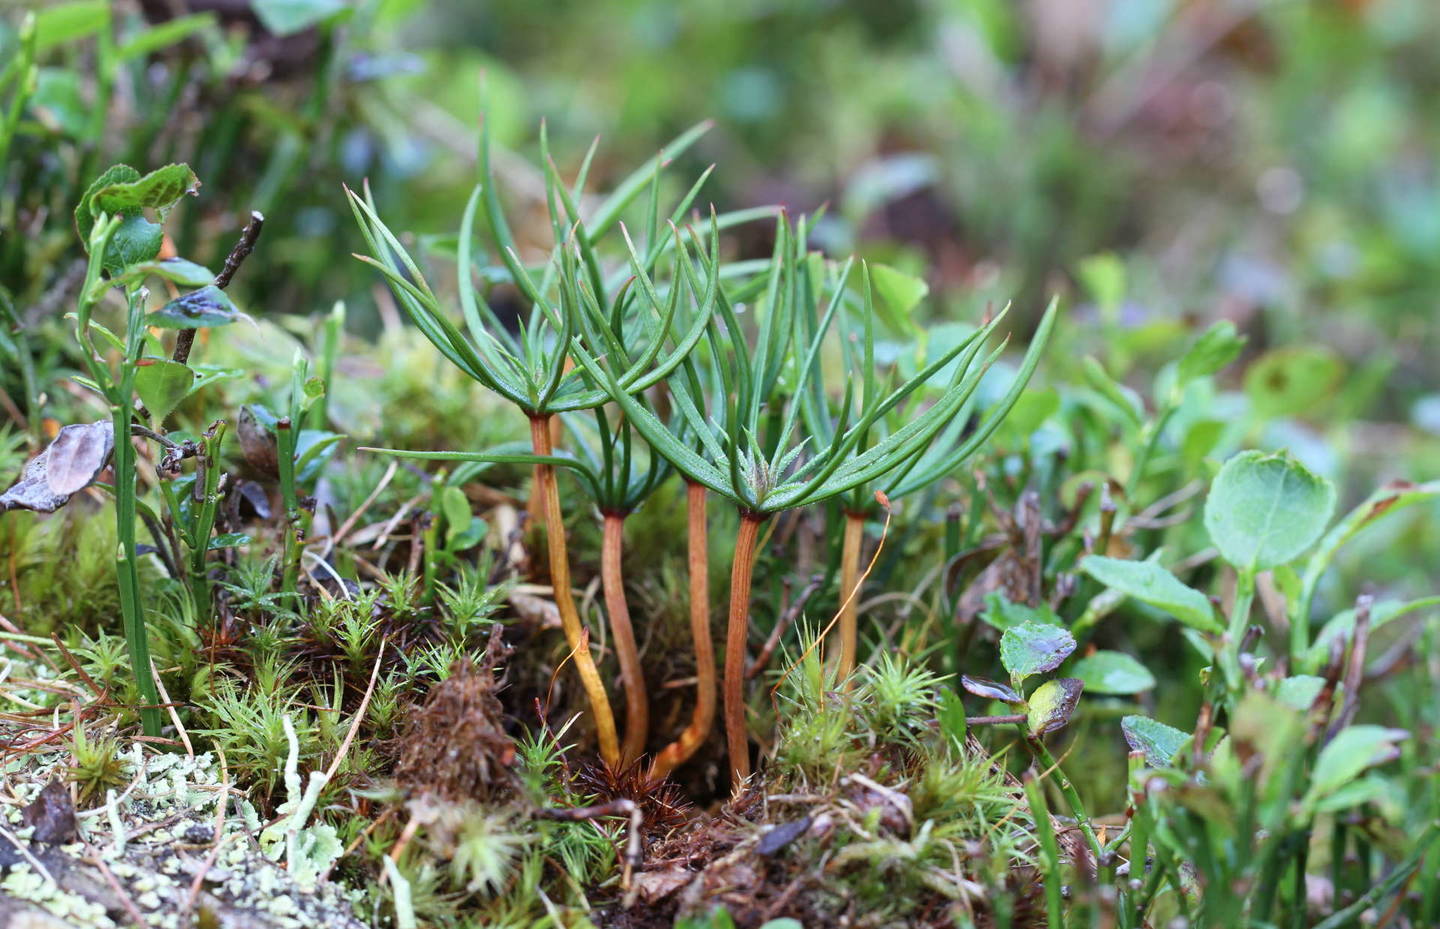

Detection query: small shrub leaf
xmin=1306 ymin=726 xmax=1408 ymax=806
xmin=103 ymin=213 xmax=165 ymax=273
xmin=999 ymin=621 xmax=1076 ymax=685
xmin=1275 ymin=674 xmax=1327 ymax=710
xmin=1027 ymin=678 xmax=1083 ymax=736
xmin=1080 ymin=555 xmax=1220 ymax=634
xmin=1122 ymin=715 xmax=1191 ymax=768
xmin=1071 ymin=650 xmax=1156 ymax=695
xmin=134 ymin=359 xmax=196 ymax=422
xmin=147 ymin=285 xmax=240 ymax=329
xmin=91 ymin=162 xmax=199 ymax=217
xmin=1204 ymin=450 xmax=1336 ymax=571
xmin=1177 ymin=320 xmax=1245 ymax=385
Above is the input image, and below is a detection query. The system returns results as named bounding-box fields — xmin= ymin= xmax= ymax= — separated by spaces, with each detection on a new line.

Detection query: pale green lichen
xmin=1 ymin=745 xmax=364 ymax=929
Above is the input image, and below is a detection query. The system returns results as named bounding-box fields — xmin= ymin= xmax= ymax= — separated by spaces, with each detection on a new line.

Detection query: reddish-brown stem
xmin=724 ymin=512 xmax=765 ymax=785
xmin=835 ymin=511 xmax=865 ymax=683
xmin=602 ymin=511 xmax=648 ymax=766
xmin=529 ymin=414 xmax=620 ymax=766
xmin=650 ymin=482 xmax=716 ymax=781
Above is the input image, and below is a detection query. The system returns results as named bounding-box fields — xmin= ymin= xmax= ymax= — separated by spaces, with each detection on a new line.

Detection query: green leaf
xmin=1305 ymin=726 xmax=1407 ymax=807
xmin=1081 ymin=356 xmax=1143 ymax=427
xmin=937 ymin=687 xmax=968 ymax=747
xmin=34 ymin=0 xmax=110 ymax=52
xmin=1027 ymin=678 xmax=1083 ymax=736
xmin=134 ymin=359 xmax=195 ymax=422
xmin=1177 ymin=320 xmax=1245 ymax=385
xmin=1309 ymin=597 xmax=1440 ymax=667
xmin=1275 ymin=674 xmax=1326 ymax=710
xmin=1121 ymin=715 xmax=1191 ymax=768
xmin=91 ymin=162 xmax=199 ymax=217
xmin=1204 ymin=450 xmax=1336 ymax=571
xmin=999 ymin=621 xmax=1075 ymax=685
xmin=1313 ymin=776 xmax=1394 ymax=814
xmin=116 ymin=13 xmax=217 ymax=59
xmin=978 ymin=592 xmax=1063 ymax=631
xmin=209 ymin=532 xmax=251 ymax=551
xmin=439 ymin=485 xmax=471 ymax=547
xmin=251 ymin=0 xmax=349 ymax=35
xmin=75 ymin=164 xmax=141 ymax=239
xmin=1071 ymin=651 xmax=1155 ymax=695
xmin=119 ymin=257 xmax=216 ymax=287
xmin=1244 ymin=346 xmax=1344 ymax=420
xmin=867 ymin=264 xmax=927 ymax=335
xmin=1080 ymin=555 xmax=1221 ymax=634
xmin=146 ymin=286 xmax=240 ymax=329
xmin=103 ymin=213 xmax=164 ymax=273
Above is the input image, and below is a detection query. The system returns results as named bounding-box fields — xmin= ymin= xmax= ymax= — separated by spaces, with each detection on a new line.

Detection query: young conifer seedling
xmin=575 ymin=213 xmax=1058 ymax=783
xmin=349 ymin=121 xmax=772 ymax=766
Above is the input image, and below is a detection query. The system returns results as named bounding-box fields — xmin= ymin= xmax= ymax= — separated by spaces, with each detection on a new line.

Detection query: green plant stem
xmin=1222 ymin=567 xmax=1257 ymax=694
xmin=276 ymin=417 xmax=303 ymax=597
xmin=1024 ymin=769 xmax=1068 ymax=929
xmin=114 ymin=294 xmax=162 ymax=737
xmin=530 ymin=413 xmax=620 ymax=766
xmin=1312 ymin=824 xmax=1437 ymax=929
xmin=724 ymin=512 xmax=764 ymax=785
xmin=1024 ymin=734 xmax=1104 ymax=860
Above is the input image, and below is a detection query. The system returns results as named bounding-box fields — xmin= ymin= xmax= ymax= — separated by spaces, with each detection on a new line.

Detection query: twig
xmin=747 ymin=572 xmax=823 ymax=679
xmin=173 ymin=211 xmax=264 ymax=365
xmin=0 ymin=822 xmax=54 ymax=883
xmin=323 ymin=639 xmax=387 ymax=782
xmin=87 ymin=847 xmax=147 ymax=927
xmin=150 ymin=658 xmax=192 ymax=758
xmin=327 ymin=459 xmax=399 ymax=553
xmin=534 ymin=798 xmax=643 ymax=897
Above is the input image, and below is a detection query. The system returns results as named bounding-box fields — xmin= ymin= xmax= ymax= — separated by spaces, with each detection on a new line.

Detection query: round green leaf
xmin=1204 ymin=450 xmax=1336 ymax=571
xmin=134 ymin=358 xmax=196 ymax=422
xmin=1244 ymin=346 xmax=1343 ymax=419
xmin=999 ymin=620 xmax=1076 ymax=685
xmin=1071 ymin=650 xmax=1156 ymax=695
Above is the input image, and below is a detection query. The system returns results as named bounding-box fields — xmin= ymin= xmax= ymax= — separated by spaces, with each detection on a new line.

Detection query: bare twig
xmin=173 ymin=211 xmax=264 ymax=364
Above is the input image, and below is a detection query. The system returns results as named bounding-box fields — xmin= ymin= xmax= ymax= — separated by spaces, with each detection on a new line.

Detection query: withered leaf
xmin=46 ymin=421 xmax=116 ymax=495
xmin=960 ymin=675 xmax=1025 ymax=705
xmin=0 ymin=421 xmax=114 ymax=513
xmin=238 ymin=405 xmax=279 ymax=477
xmin=22 ymin=780 xmax=77 ymax=844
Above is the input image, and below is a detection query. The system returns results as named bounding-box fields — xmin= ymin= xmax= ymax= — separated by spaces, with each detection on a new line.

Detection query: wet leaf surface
xmin=999 ymin=620 xmax=1076 ymax=684
xmin=146 ymin=285 xmax=240 ymax=329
